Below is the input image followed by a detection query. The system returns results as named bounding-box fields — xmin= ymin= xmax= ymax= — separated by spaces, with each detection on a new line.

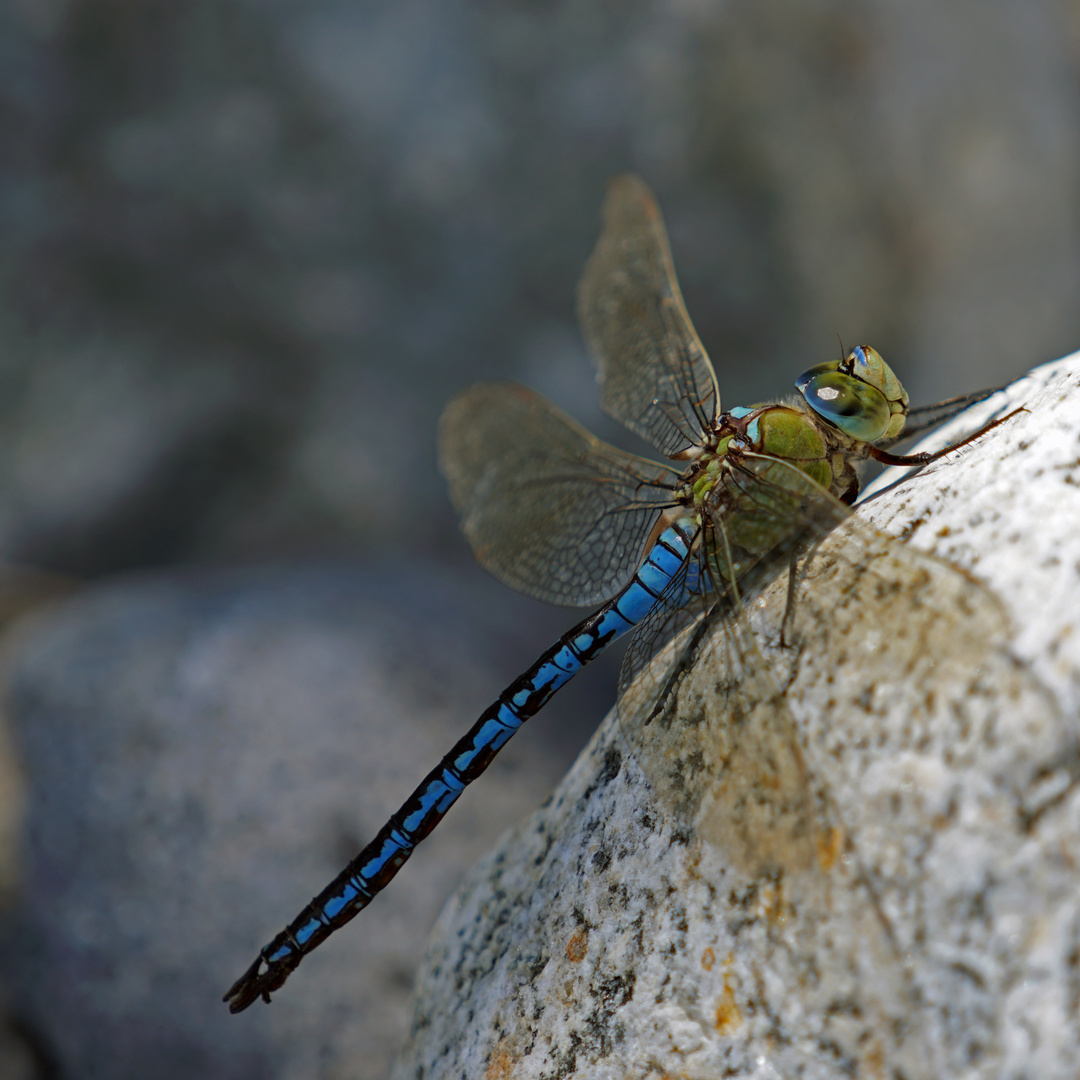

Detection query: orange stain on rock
xmin=714 ymin=973 xmax=742 ymax=1034
xmin=566 ymin=930 xmax=588 ymax=963
xmin=701 ymin=947 xmax=715 ymax=971
xmin=814 ymin=825 xmax=845 ymax=871
xmin=861 ymin=1041 xmax=885 ymax=1078
xmin=485 ymin=1045 xmax=515 ymax=1080
xmin=758 ymin=877 xmax=789 ymax=924
xmin=684 ymin=841 xmax=704 ymax=873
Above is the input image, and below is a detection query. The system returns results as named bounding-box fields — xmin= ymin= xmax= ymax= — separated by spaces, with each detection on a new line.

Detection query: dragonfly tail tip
xmin=223 ymin=956 xmax=274 ymax=1013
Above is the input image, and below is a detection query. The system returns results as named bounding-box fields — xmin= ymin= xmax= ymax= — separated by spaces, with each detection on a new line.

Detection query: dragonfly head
xmin=795 ymin=346 xmax=909 ymax=443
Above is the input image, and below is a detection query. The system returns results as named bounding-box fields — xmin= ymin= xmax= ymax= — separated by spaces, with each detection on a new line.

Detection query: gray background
xmin=0 ymin=1 xmax=1077 ymax=1078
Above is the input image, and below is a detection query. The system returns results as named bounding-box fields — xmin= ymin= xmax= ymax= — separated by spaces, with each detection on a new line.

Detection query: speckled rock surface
xmin=392 ymin=356 xmax=1080 ymax=1079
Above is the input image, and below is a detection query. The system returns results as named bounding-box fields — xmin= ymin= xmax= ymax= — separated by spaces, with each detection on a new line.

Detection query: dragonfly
xmin=224 ymin=174 xmax=1013 ymax=1014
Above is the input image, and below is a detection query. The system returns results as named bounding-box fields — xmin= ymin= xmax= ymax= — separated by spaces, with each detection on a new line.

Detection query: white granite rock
xmin=393 ymin=355 xmax=1080 ymax=1079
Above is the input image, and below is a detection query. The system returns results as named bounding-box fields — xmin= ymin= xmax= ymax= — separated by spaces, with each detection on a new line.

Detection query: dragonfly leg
xmin=869 ymin=406 xmax=1026 ymax=468
xmin=641 ymin=599 xmax=723 ymax=730
xmin=898 ymin=384 xmax=1003 ymax=441
xmin=779 ymin=550 xmax=802 ymax=650
xmin=778 ymin=540 xmax=823 ymax=651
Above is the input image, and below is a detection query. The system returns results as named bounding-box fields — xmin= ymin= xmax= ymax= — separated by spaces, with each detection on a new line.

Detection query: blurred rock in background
xmin=1 ymin=0 xmax=1076 ymax=575
xmin=0 ymin=0 xmax=1077 ymax=1077
xmin=1 ymin=565 xmax=601 ymax=1080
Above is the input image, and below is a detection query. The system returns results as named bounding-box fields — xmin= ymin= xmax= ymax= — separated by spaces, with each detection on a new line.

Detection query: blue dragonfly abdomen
xmin=223 ymin=520 xmax=695 ymax=1012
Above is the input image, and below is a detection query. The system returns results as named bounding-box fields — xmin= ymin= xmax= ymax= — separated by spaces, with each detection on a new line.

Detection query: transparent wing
xmin=438 ymin=382 xmax=680 ymax=607
xmin=613 ymin=534 xmax=716 ymax=831
xmin=617 ymin=445 xmax=1032 ymax=871
xmin=577 ymin=175 xmax=720 ymax=459
xmin=615 ymin=455 xmax=1052 ymax=1074
xmin=619 ymin=555 xmax=824 ymax=875
xmin=615 ymin=455 xmax=854 ymax=875
xmin=708 ymin=490 xmax=1054 ymax=1077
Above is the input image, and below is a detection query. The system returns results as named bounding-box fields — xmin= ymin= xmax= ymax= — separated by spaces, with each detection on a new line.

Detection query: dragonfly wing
xmin=616 ymin=520 xmax=826 ymax=877
xmin=615 ymin=513 xmax=932 ymax=1076
xmin=577 ymin=175 xmax=720 ymax=459
xmin=617 ymin=449 xmax=1053 ymax=1074
xmin=618 ymin=441 xmax=1012 ymax=872
xmin=439 ymin=382 xmax=680 ymax=607
xmin=614 ymin=540 xmax=715 ymax=821
xmin=617 ymin=454 xmax=858 ymax=869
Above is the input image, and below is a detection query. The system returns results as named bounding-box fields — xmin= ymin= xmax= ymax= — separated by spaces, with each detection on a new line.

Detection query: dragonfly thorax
xmin=670 ymin=402 xmax=856 ymax=587
xmin=681 ymin=403 xmax=844 ymax=516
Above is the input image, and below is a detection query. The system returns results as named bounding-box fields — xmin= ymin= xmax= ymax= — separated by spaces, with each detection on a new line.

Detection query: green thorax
xmin=684 ymin=401 xmax=841 ymax=510
xmin=676 ymin=402 xmax=841 ymax=584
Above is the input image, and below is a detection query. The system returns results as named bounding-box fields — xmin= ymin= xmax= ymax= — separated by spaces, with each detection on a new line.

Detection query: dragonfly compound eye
xmin=844 ymin=346 xmax=908 ymax=412
xmin=796 ymin=365 xmax=892 ymax=442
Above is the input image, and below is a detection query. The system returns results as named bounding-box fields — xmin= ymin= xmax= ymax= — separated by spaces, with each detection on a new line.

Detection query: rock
xmin=0 ymin=567 xmax=80 ymax=1080
xmin=0 ymin=563 xmax=595 ymax=1080
xmin=393 ymin=355 xmax=1080 ymax=1079
xmin=0 ymin=566 xmax=73 ymax=900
